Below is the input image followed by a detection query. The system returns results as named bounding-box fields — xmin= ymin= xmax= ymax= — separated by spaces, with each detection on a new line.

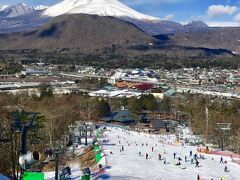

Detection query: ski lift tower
xmin=216 ymin=123 xmax=231 ymax=151
xmin=52 ymin=140 xmax=64 ymax=180
xmin=68 ymin=125 xmax=78 ymax=157
xmin=204 ymin=107 xmax=209 ymax=144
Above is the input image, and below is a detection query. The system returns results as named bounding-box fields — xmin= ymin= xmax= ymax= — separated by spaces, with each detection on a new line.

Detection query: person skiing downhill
xmin=158 ymin=153 xmax=161 ymax=160
xmin=146 ymin=153 xmax=148 ymax=159
xmin=190 ymin=150 xmax=192 ymax=156
xmin=220 ymin=157 xmax=224 ymax=163
xmin=197 ymin=174 xmax=200 ymax=180
xmin=195 ymin=160 xmax=200 ymax=168
xmin=173 ymin=153 xmax=177 ymax=159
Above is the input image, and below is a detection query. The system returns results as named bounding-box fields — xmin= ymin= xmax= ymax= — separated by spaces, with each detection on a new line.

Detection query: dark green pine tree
xmin=97 ymin=98 xmax=111 ymax=117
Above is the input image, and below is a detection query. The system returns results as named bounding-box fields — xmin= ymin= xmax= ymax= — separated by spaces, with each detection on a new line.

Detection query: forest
xmin=0 ymin=90 xmax=240 ymax=178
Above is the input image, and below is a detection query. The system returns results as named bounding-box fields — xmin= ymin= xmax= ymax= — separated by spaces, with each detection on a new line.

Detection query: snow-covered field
xmin=43 ymin=126 xmax=240 ymax=180
xmin=44 ymin=164 xmax=81 ymax=180
xmin=99 ymin=127 xmax=240 ymax=180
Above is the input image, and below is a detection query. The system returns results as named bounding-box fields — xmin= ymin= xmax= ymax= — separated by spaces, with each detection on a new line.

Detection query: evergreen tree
xmin=39 ymin=83 xmax=53 ymax=99
xmin=97 ymin=98 xmax=111 ymax=117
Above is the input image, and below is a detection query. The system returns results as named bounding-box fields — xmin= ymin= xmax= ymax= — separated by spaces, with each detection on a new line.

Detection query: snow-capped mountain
xmin=0 ymin=0 xmax=211 ymax=35
xmin=184 ymin=20 xmax=208 ymax=28
xmin=34 ymin=5 xmax=49 ymax=11
xmin=43 ymin=0 xmax=160 ymax=21
xmin=0 ymin=3 xmax=34 ymax=18
xmin=0 ymin=5 xmax=9 ymax=11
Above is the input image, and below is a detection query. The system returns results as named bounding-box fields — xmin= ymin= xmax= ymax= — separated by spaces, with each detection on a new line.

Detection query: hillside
xmin=0 ymin=14 xmax=154 ymax=52
xmin=163 ymin=27 xmax=240 ymax=54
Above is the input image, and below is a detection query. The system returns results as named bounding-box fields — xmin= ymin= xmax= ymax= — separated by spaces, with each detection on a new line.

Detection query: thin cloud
xmin=234 ymin=13 xmax=240 ymax=24
xmin=206 ymin=21 xmax=239 ymax=27
xmin=207 ymin=5 xmax=237 ymax=18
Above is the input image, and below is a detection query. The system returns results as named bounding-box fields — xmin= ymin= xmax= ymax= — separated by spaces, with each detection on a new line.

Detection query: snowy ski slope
xmin=99 ymin=127 xmax=240 ymax=180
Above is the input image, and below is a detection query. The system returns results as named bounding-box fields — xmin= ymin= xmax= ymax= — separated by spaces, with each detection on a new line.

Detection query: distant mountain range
xmin=0 ymin=3 xmax=49 ymax=34
xmin=0 ymin=0 xmax=239 ymax=55
xmin=0 ymin=1 xmax=210 ymax=35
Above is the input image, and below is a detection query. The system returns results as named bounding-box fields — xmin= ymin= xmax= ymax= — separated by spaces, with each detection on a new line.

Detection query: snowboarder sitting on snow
xmin=224 ymin=166 xmax=230 ymax=172
xmin=176 ymin=162 xmax=181 ymax=166
xmin=178 ymin=157 xmax=182 ymax=161
xmin=163 ymin=158 xmax=166 ymax=164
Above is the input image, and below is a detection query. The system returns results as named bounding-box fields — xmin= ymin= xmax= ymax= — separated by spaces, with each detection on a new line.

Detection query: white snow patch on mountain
xmin=0 ymin=3 xmax=34 ymax=17
xmin=0 ymin=4 xmax=9 ymax=11
xmin=34 ymin=5 xmax=49 ymax=11
xmin=43 ymin=0 xmax=160 ymax=21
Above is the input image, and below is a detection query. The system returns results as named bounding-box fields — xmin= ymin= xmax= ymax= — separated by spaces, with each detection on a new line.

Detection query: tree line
xmin=0 ymin=91 xmax=239 ymax=177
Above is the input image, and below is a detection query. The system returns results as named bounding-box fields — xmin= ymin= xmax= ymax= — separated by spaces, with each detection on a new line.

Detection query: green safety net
xmin=93 ymin=130 xmax=104 ymax=163
xmin=95 ymin=152 xmax=102 ymax=163
xmin=22 ymin=172 xmax=44 ymax=180
xmin=94 ymin=144 xmax=102 ymax=162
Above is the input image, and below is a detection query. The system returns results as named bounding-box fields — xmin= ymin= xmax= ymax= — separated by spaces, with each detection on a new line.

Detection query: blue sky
xmin=1 ymin=0 xmax=240 ymax=26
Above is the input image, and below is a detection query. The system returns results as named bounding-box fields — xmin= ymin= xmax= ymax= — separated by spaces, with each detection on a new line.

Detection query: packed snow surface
xmin=98 ymin=127 xmax=239 ymax=180
xmin=43 ymin=126 xmax=240 ymax=179
xmin=44 ymin=164 xmax=81 ymax=180
xmin=43 ymin=0 xmax=160 ymax=21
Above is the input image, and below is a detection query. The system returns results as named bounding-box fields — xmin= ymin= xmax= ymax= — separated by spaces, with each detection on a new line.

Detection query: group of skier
xmin=114 ymin=128 xmax=230 ymax=180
